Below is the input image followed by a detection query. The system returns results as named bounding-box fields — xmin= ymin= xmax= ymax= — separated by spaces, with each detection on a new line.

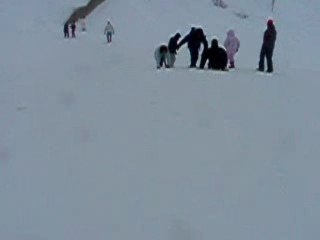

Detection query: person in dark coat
xmin=167 ymin=32 xmax=181 ymax=68
xmin=63 ymin=22 xmax=69 ymax=38
xmin=70 ymin=22 xmax=76 ymax=38
xmin=200 ymin=38 xmax=228 ymax=71
xmin=177 ymin=27 xmax=208 ymax=68
xmin=257 ymin=19 xmax=277 ymax=73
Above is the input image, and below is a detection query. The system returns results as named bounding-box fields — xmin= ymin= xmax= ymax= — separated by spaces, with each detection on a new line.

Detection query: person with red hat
xmin=257 ymin=18 xmax=277 ymax=73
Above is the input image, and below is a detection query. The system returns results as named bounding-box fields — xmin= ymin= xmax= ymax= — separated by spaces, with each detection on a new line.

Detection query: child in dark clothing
xmin=70 ymin=22 xmax=76 ymax=38
xmin=63 ymin=22 xmax=69 ymax=38
xmin=167 ymin=32 xmax=181 ymax=68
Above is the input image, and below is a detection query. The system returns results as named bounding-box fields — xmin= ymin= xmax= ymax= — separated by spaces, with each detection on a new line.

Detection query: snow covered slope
xmin=1 ymin=0 xmax=320 ymax=239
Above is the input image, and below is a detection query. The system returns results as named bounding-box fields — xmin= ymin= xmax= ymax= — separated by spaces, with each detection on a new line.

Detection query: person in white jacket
xmin=80 ymin=17 xmax=86 ymax=32
xmin=154 ymin=45 xmax=169 ymax=69
xmin=224 ymin=29 xmax=240 ymax=68
xmin=104 ymin=20 xmax=115 ymax=43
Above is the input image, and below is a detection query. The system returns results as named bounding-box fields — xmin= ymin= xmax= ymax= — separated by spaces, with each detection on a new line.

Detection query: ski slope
xmin=1 ymin=0 xmax=320 ymax=239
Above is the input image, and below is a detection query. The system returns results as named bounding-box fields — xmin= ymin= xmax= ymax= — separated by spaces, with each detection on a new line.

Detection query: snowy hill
xmin=1 ymin=0 xmax=320 ymax=239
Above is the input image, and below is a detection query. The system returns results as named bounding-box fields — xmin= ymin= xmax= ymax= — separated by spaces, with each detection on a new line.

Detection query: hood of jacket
xmin=174 ymin=33 xmax=181 ymax=40
xmin=211 ymin=39 xmax=219 ymax=49
xmin=227 ymin=29 xmax=235 ymax=38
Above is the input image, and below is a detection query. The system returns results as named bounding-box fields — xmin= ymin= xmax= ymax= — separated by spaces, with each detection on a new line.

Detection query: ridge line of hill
xmin=66 ymin=0 xmax=106 ymax=23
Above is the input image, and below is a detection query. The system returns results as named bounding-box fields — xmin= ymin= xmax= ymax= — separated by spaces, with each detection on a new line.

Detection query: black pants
xmin=64 ymin=31 xmax=69 ymax=38
xmin=107 ymin=32 xmax=112 ymax=42
xmin=159 ymin=56 xmax=166 ymax=67
xmin=259 ymin=46 xmax=274 ymax=72
xmin=189 ymin=47 xmax=199 ymax=67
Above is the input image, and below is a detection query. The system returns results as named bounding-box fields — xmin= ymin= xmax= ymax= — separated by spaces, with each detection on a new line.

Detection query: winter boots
xmin=229 ymin=61 xmax=235 ymax=69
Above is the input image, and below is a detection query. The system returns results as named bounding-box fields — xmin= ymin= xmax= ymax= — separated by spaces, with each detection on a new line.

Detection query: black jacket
xmin=178 ymin=28 xmax=208 ymax=52
xmin=70 ymin=23 xmax=76 ymax=31
xmin=64 ymin=23 xmax=69 ymax=33
xmin=168 ymin=33 xmax=181 ymax=54
xmin=200 ymin=39 xmax=228 ymax=70
xmin=262 ymin=24 xmax=277 ymax=50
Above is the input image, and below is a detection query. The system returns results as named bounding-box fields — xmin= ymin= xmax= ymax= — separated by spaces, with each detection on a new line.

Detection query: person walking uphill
xmin=154 ymin=45 xmax=169 ymax=69
xmin=257 ymin=19 xmax=277 ymax=73
xmin=177 ymin=27 xmax=208 ymax=68
xmin=224 ymin=29 xmax=240 ymax=68
xmin=167 ymin=32 xmax=181 ymax=68
xmin=104 ymin=20 xmax=115 ymax=43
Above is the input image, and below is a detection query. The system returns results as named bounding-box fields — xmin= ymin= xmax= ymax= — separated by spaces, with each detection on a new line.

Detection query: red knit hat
xmin=267 ymin=19 xmax=274 ymax=26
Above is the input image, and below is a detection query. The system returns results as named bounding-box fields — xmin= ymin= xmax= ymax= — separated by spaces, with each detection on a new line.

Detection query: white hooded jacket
xmin=224 ymin=30 xmax=240 ymax=56
xmin=104 ymin=22 xmax=115 ymax=34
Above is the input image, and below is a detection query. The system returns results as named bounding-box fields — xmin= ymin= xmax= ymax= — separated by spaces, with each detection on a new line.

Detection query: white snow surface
xmin=1 ymin=0 xmax=320 ymax=239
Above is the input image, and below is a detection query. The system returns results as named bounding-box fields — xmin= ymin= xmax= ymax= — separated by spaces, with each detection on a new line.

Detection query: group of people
xmin=154 ymin=27 xmax=240 ymax=71
xmin=63 ymin=16 xmax=276 ymax=73
xmin=154 ymin=18 xmax=277 ymax=73
xmin=63 ymin=21 xmax=76 ymax=38
xmin=63 ymin=19 xmax=115 ymax=43
xmin=154 ymin=26 xmax=240 ymax=70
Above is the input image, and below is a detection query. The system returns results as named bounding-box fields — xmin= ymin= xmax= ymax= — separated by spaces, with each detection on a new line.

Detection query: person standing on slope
xmin=177 ymin=27 xmax=208 ymax=68
xmin=104 ymin=20 xmax=115 ymax=43
xmin=63 ymin=22 xmax=69 ymax=38
xmin=167 ymin=32 xmax=181 ymax=68
xmin=257 ymin=19 xmax=277 ymax=73
xmin=154 ymin=45 xmax=169 ymax=69
xmin=70 ymin=21 xmax=76 ymax=38
xmin=224 ymin=29 xmax=240 ymax=69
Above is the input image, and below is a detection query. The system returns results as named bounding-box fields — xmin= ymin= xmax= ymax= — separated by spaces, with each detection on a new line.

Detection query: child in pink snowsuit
xmin=224 ymin=29 xmax=240 ymax=68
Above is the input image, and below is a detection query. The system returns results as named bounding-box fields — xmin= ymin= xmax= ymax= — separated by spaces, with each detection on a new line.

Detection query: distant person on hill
xmin=167 ymin=32 xmax=181 ymax=68
xmin=224 ymin=29 xmax=240 ymax=68
xmin=212 ymin=0 xmax=228 ymax=8
xmin=80 ymin=18 xmax=86 ymax=32
xmin=70 ymin=21 xmax=76 ymax=38
xmin=177 ymin=27 xmax=208 ymax=68
xmin=154 ymin=44 xmax=169 ymax=69
xmin=200 ymin=38 xmax=228 ymax=71
xmin=257 ymin=19 xmax=277 ymax=73
xmin=104 ymin=20 xmax=115 ymax=43
xmin=63 ymin=22 xmax=69 ymax=38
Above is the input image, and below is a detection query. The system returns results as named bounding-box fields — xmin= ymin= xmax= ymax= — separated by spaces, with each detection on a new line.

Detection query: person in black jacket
xmin=167 ymin=32 xmax=181 ymax=68
xmin=63 ymin=22 xmax=69 ymax=38
xmin=200 ymin=38 xmax=228 ymax=71
xmin=177 ymin=27 xmax=208 ymax=68
xmin=70 ymin=21 xmax=76 ymax=38
xmin=257 ymin=19 xmax=277 ymax=73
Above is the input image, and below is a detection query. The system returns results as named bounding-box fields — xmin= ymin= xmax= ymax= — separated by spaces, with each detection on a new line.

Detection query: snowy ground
xmin=1 ymin=0 xmax=320 ymax=239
